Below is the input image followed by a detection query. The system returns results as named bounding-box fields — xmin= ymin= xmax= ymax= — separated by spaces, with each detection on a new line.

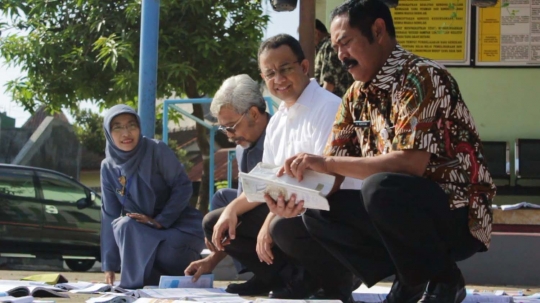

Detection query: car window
xmin=0 ymin=168 xmax=36 ymax=198
xmin=37 ymin=172 xmax=87 ymax=203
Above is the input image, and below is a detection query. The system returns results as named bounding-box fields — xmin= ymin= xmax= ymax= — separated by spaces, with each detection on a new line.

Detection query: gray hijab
xmin=102 ymin=105 xmax=156 ymax=215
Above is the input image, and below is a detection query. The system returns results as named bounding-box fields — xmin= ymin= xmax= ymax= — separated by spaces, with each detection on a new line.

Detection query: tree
xmin=73 ymin=109 xmax=106 ymax=158
xmin=0 ymin=0 xmax=269 ymax=213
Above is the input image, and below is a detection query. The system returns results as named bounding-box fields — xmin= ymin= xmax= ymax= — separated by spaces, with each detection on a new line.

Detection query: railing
xmin=162 ymin=97 xmax=277 ymax=201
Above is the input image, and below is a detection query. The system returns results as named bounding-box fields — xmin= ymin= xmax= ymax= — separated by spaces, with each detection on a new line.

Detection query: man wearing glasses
xmin=203 ymin=34 xmax=358 ymax=303
xmin=185 ymin=74 xmax=272 ymax=295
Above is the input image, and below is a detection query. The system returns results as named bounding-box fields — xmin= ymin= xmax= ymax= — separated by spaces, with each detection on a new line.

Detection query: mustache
xmin=342 ymin=58 xmax=359 ymax=70
xmin=228 ymin=137 xmax=246 ymax=143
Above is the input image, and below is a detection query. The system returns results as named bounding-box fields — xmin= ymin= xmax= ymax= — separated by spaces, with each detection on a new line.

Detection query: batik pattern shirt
xmin=315 ymin=36 xmax=355 ymax=98
xmin=325 ymin=44 xmax=496 ymax=249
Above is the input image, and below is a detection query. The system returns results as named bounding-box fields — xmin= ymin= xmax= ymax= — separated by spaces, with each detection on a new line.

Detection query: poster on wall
xmin=476 ymin=0 xmax=540 ymax=66
xmin=391 ymin=0 xmax=471 ymax=65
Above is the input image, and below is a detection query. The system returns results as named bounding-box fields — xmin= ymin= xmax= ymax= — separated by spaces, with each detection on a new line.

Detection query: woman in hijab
xmin=100 ymin=104 xmax=205 ymax=289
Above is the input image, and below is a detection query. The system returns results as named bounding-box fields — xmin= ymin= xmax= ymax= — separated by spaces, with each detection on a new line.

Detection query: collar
xmin=359 ymin=44 xmax=410 ymax=93
xmin=278 ymin=79 xmax=320 ymax=113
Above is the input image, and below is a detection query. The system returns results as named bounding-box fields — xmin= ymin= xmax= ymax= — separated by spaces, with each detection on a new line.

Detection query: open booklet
xmin=61 ymin=282 xmax=133 ymax=295
xmin=240 ymin=163 xmax=335 ymax=211
xmin=0 ymin=281 xmax=68 ymax=298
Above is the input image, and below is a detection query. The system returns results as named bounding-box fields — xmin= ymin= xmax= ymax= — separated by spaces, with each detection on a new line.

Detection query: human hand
xmin=184 ymin=256 xmax=218 ymax=282
xmin=126 ymin=213 xmax=163 ymax=229
xmin=205 ymin=237 xmax=217 ymax=253
xmin=264 ymin=194 xmax=305 ymax=218
xmin=278 ymin=153 xmax=329 ymax=181
xmin=105 ymin=271 xmax=115 ymax=285
xmin=211 ymin=208 xmax=238 ymax=251
xmin=256 ymin=221 xmax=274 ymax=265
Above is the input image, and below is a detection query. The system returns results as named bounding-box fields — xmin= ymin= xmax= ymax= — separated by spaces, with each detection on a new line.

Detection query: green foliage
xmin=73 ymin=109 xmax=106 ymax=157
xmin=1 ymin=0 xmax=268 ymax=212
xmin=154 ymin=134 xmax=194 ymax=172
xmin=0 ymin=0 xmax=269 ymax=113
xmin=215 ymin=180 xmax=229 ymax=190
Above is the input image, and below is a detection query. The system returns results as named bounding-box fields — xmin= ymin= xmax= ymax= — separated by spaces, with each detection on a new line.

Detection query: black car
xmin=0 ymin=164 xmax=101 ymax=271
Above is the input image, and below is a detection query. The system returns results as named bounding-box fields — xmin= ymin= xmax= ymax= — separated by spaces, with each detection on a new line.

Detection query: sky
xmin=0 ymin=3 xmax=299 ymax=127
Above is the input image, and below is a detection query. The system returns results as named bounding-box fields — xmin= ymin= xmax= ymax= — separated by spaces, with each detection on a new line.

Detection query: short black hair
xmin=330 ymin=0 xmax=396 ymax=43
xmin=315 ymin=19 xmax=328 ymax=34
xmin=258 ymin=34 xmax=306 ymax=64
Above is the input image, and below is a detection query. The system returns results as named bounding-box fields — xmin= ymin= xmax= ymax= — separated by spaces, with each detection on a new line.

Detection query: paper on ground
xmin=69 ymin=282 xmax=132 ymax=294
xmin=255 ymin=299 xmax=341 ymax=303
xmin=500 ymin=202 xmax=540 ymax=211
xmin=55 ymin=281 xmax=94 ymax=291
xmin=240 ymin=163 xmax=335 ymax=211
xmin=0 ymin=295 xmax=34 ymax=303
xmin=159 ymin=275 xmax=214 ymax=289
xmin=137 ymin=288 xmax=236 ymax=299
xmin=133 ymin=299 xmax=191 ymax=303
xmin=86 ymin=293 xmax=136 ymax=303
xmin=191 ymin=297 xmax=250 ymax=302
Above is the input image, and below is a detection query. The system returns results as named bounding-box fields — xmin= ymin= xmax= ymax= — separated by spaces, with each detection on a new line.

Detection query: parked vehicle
xmin=0 ymin=164 xmax=101 ymax=271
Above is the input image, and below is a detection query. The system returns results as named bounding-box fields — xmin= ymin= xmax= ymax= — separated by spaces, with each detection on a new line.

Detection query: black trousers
xmin=203 ymin=204 xmax=285 ymax=286
xmin=203 ymin=203 xmax=353 ymax=293
xmin=303 ymin=172 xmax=484 ymax=288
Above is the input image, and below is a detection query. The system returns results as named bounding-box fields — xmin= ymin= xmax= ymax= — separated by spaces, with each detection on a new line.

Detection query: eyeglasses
xmin=111 ymin=122 xmax=139 ymax=133
xmin=218 ymin=113 xmax=246 ymax=134
xmin=262 ymin=61 xmax=299 ymax=81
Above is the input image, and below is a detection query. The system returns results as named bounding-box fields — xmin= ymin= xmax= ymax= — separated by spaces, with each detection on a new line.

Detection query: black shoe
xmin=310 ymin=274 xmax=362 ymax=303
xmin=383 ymin=277 xmax=426 ymax=303
xmin=418 ymin=270 xmax=466 ymax=303
xmin=225 ymin=275 xmax=272 ymax=296
xmin=269 ymin=270 xmax=319 ymax=299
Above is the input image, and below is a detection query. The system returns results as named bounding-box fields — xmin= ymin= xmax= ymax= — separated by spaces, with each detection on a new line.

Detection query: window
xmin=37 ymin=172 xmax=87 ymax=203
xmin=0 ymin=168 xmax=36 ymax=198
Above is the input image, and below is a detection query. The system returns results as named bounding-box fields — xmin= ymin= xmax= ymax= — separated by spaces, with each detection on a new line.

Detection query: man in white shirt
xmin=204 ymin=34 xmax=357 ymax=302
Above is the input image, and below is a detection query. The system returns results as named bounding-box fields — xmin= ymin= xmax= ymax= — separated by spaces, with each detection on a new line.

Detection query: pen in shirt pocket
xmin=221 ymin=221 xmax=243 ymax=244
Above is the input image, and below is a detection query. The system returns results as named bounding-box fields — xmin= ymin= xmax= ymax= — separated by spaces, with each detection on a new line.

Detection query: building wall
xmin=316 ymin=0 xmax=344 ymax=25
xmin=448 ymin=67 xmax=540 ymax=146
xmin=448 ymin=68 xmax=540 ymax=191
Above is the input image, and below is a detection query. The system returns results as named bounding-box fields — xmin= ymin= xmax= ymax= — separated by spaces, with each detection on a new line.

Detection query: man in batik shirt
xmin=314 ymin=19 xmax=354 ymax=98
xmin=267 ymin=1 xmax=496 ymax=303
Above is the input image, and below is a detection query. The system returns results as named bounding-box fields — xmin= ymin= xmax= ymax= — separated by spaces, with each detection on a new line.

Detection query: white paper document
xmin=240 ymin=163 xmax=335 ymax=211
xmin=158 ymin=275 xmax=214 ymax=289
xmin=255 ymin=299 xmax=341 ymax=303
xmin=56 ymin=281 xmax=94 ymax=291
xmin=500 ymin=202 xmax=540 ymax=211
xmin=86 ymin=293 xmax=136 ymax=303
xmin=137 ymin=288 xmax=235 ymax=300
xmin=0 ymin=296 xmax=34 ymax=303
